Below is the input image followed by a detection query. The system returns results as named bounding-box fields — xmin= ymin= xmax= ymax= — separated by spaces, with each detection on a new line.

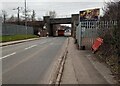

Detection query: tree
xmin=2 ymin=10 xmax=8 ymax=23
xmin=21 ymin=8 xmax=31 ymax=21
xmin=38 ymin=17 xmax=43 ymax=21
xmin=99 ymin=1 xmax=120 ymax=80
xmin=31 ymin=10 xmax=36 ymax=21
xmin=101 ymin=1 xmax=120 ymax=50
xmin=46 ymin=10 xmax=57 ymax=18
xmin=7 ymin=15 xmax=16 ymax=22
xmin=7 ymin=15 xmax=20 ymax=22
xmin=102 ymin=1 xmax=119 ymax=21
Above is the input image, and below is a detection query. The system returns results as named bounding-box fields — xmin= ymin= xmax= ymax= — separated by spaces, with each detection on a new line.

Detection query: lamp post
xmin=13 ymin=7 xmax=22 ymax=25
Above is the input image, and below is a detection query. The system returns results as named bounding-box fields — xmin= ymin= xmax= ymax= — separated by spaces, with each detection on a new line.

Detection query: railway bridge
xmin=43 ymin=14 xmax=79 ymax=37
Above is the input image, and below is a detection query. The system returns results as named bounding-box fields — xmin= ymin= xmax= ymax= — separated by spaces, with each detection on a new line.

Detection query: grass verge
xmin=0 ymin=35 xmax=39 ymax=42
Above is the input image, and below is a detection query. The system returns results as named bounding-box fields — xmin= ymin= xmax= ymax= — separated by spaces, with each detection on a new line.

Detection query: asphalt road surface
xmin=2 ymin=37 xmax=67 ymax=84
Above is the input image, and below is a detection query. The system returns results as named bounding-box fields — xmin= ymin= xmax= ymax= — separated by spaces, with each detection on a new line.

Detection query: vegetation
xmin=97 ymin=1 xmax=120 ymax=83
xmin=0 ymin=35 xmax=39 ymax=42
xmin=46 ymin=10 xmax=57 ymax=18
xmin=31 ymin=10 xmax=36 ymax=22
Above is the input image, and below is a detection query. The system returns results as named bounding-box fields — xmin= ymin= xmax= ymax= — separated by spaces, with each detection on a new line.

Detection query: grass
xmin=0 ymin=35 xmax=39 ymax=42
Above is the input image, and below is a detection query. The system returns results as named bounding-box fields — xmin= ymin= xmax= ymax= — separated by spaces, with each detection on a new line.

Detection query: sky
xmin=0 ymin=0 xmax=113 ymax=20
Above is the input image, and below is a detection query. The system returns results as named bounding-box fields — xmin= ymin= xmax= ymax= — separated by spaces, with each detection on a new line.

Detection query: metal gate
xmin=76 ymin=21 xmax=117 ymax=50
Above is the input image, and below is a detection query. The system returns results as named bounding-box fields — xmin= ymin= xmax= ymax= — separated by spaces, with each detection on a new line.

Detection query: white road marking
xmin=25 ymin=45 xmax=37 ymax=50
xmin=1 ymin=52 xmax=16 ymax=59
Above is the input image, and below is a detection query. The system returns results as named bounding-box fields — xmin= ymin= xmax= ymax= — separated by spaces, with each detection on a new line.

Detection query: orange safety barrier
xmin=92 ymin=37 xmax=103 ymax=52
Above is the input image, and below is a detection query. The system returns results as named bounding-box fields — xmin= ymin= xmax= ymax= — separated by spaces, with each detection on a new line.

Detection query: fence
xmin=76 ymin=21 xmax=117 ymax=50
xmin=1 ymin=24 xmax=34 ymax=36
xmin=55 ymin=15 xmax=71 ymax=18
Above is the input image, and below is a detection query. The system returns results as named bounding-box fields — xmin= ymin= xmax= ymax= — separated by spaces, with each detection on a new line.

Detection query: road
xmin=2 ymin=37 xmax=67 ymax=84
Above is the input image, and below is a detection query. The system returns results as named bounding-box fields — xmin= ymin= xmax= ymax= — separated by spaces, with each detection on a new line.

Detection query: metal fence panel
xmin=1 ymin=24 xmax=34 ymax=36
xmin=0 ymin=17 xmax=2 ymax=86
xmin=76 ymin=21 xmax=117 ymax=50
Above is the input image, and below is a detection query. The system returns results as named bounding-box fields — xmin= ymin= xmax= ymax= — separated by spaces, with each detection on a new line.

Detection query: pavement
xmin=60 ymin=37 xmax=117 ymax=84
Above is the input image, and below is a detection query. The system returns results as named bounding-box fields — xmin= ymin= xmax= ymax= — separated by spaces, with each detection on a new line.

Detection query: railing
xmin=76 ymin=21 xmax=117 ymax=50
xmin=1 ymin=24 xmax=34 ymax=36
xmin=55 ymin=15 xmax=71 ymax=18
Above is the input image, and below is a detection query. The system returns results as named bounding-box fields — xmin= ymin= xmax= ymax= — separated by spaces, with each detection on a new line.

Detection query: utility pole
xmin=25 ymin=0 xmax=27 ymax=38
xmin=2 ymin=10 xmax=7 ymax=23
xmin=13 ymin=7 xmax=20 ymax=24
xmin=17 ymin=7 xmax=20 ymax=24
xmin=15 ymin=7 xmax=21 ymax=25
xmin=3 ymin=13 xmax=6 ymax=23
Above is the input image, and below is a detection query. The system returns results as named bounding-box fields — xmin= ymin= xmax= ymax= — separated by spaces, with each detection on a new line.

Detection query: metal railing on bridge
xmin=55 ymin=15 xmax=71 ymax=18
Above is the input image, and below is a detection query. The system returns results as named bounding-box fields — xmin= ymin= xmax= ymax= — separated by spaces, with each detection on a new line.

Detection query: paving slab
xmin=60 ymin=54 xmax=78 ymax=84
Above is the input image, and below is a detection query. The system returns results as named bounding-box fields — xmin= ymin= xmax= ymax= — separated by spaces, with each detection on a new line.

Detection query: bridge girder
xmin=50 ymin=18 xmax=72 ymax=24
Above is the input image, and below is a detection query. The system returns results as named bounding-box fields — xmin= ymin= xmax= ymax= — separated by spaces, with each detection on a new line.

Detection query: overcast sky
xmin=0 ymin=0 xmax=112 ymax=19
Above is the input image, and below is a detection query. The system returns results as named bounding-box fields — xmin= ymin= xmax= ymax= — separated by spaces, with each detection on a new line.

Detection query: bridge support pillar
xmin=71 ymin=14 xmax=79 ymax=38
xmin=43 ymin=16 xmax=53 ymax=36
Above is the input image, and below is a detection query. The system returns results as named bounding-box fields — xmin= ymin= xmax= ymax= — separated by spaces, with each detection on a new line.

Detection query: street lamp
xmin=13 ymin=7 xmax=22 ymax=24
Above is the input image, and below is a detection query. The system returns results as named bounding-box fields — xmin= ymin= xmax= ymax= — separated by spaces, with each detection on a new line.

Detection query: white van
xmin=64 ymin=29 xmax=71 ymax=37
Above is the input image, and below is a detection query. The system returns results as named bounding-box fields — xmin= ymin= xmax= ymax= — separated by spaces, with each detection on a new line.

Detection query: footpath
xmin=60 ymin=37 xmax=117 ymax=85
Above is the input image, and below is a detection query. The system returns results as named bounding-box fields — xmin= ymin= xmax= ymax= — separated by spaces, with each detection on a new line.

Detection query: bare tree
xmin=7 ymin=15 xmax=15 ymax=22
xmin=21 ymin=8 xmax=31 ymax=21
xmin=46 ymin=10 xmax=57 ymax=18
xmin=38 ymin=17 xmax=43 ymax=21
xmin=99 ymin=1 xmax=120 ymax=80
xmin=2 ymin=10 xmax=8 ymax=23
xmin=31 ymin=10 xmax=36 ymax=21
xmin=102 ymin=1 xmax=119 ymax=21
